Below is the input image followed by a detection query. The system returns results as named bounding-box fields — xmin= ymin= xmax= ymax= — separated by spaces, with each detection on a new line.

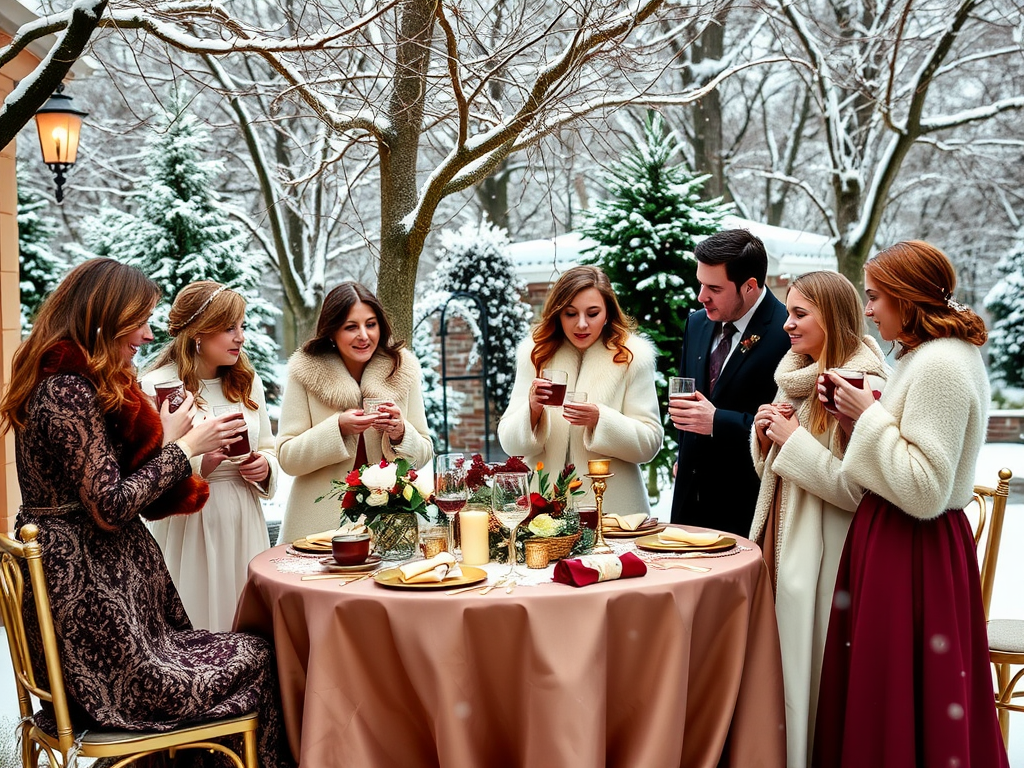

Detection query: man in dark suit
xmin=669 ymin=229 xmax=790 ymax=536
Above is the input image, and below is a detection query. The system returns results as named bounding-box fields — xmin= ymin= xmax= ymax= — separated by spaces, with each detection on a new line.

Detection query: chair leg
xmin=243 ymin=730 xmax=258 ymax=768
xmin=997 ymin=662 xmax=1011 ymax=749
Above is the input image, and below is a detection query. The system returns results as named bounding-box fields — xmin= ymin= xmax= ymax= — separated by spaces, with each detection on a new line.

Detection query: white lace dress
xmin=142 ymin=367 xmax=278 ymax=631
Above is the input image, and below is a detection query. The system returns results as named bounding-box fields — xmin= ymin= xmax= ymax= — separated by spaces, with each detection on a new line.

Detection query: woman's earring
xmin=196 ymin=338 xmax=202 ymax=355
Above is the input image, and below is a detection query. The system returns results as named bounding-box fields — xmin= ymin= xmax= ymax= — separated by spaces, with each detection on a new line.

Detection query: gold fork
xmin=648 ymin=560 xmax=710 ymax=573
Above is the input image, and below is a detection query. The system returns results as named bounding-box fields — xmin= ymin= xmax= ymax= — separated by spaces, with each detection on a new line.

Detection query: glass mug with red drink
xmin=212 ymin=404 xmax=251 ymax=460
xmin=577 ymin=504 xmax=599 ymax=531
xmin=822 ymin=369 xmax=865 ymax=413
xmin=668 ymin=377 xmax=696 ymax=401
xmin=153 ymin=379 xmax=186 ymax=413
xmin=539 ymin=369 xmax=568 ymax=406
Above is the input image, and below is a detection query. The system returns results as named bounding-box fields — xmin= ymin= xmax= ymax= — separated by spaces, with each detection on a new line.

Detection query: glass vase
xmin=371 ymin=511 xmax=419 ymax=561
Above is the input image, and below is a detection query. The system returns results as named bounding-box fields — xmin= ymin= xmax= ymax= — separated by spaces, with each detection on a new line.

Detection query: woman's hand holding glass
xmin=160 ymin=389 xmax=198 ymax=446
xmin=237 ymin=452 xmax=271 ymax=484
xmin=562 ymin=392 xmax=598 ymax=429
xmin=819 ymin=372 xmax=875 ymax=421
xmin=756 ymin=402 xmax=798 ymax=448
xmin=337 ymin=408 xmax=377 ymax=437
xmin=372 ymin=402 xmax=405 ymax=443
xmin=180 ymin=410 xmax=249 ymax=456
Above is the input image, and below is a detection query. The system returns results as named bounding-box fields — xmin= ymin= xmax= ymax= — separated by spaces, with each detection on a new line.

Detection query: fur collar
xmin=40 ymin=341 xmax=209 ymax=523
xmin=288 ymin=347 xmax=419 ymax=410
xmin=543 ymin=334 xmax=656 ymax=405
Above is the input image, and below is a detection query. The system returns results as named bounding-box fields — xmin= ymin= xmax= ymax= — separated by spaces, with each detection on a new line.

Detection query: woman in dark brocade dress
xmin=0 ymin=259 xmax=294 ymax=768
xmin=812 ymin=242 xmax=1008 ymax=768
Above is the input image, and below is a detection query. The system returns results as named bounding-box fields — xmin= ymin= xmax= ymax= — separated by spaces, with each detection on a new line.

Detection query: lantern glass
xmin=35 ymin=110 xmax=83 ymax=165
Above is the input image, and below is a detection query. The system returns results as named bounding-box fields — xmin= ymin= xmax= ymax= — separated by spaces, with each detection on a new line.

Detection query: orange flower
xmin=535 ymin=461 xmax=544 ymax=472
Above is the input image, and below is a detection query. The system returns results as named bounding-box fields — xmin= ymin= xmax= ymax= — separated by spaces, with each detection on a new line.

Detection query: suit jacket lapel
xmin=712 ymin=293 xmax=779 ymax=395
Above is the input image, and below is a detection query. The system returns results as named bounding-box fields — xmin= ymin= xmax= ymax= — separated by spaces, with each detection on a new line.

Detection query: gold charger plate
xmin=634 ymin=533 xmax=736 ymax=553
xmin=291 ymin=537 xmax=333 ymax=554
xmin=318 ymin=555 xmax=383 ymax=573
xmin=603 ymin=523 xmax=667 ymax=539
xmin=373 ymin=565 xmax=488 ymax=590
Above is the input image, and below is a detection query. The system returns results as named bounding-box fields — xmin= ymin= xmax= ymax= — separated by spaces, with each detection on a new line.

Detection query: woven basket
xmin=524 ymin=532 xmax=581 ymax=569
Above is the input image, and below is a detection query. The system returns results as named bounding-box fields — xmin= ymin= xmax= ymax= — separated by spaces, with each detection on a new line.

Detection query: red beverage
xmin=823 ymin=369 xmax=864 ymax=411
xmin=221 ymin=412 xmax=250 ymax=458
xmin=544 ymin=382 xmax=567 ymax=407
xmin=435 ymin=497 xmax=466 ymax=515
xmin=332 ymin=534 xmax=370 ymax=566
xmin=578 ymin=506 xmax=598 ymax=531
xmin=154 ymin=381 xmax=186 ymax=413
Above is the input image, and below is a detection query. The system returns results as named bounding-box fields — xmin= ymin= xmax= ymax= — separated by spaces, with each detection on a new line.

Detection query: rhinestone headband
xmin=169 ymin=285 xmax=229 ymax=336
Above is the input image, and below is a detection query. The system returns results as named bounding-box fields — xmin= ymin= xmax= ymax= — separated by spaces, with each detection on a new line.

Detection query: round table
xmin=234 ymin=538 xmax=785 ymax=768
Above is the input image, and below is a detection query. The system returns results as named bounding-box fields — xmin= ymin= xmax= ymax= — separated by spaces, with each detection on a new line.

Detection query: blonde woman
xmin=276 ymin=282 xmax=433 ymax=543
xmin=750 ymin=271 xmax=887 ymax=768
xmin=498 ymin=265 xmax=663 ymax=515
xmin=142 ymin=281 xmax=278 ymax=632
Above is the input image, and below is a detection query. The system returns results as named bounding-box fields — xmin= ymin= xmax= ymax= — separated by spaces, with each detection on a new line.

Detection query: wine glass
xmin=491 ymin=472 xmax=531 ymax=582
xmin=433 ymin=453 xmax=468 ymax=557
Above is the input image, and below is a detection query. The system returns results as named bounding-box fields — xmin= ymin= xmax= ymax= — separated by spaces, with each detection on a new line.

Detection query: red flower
xmin=341 ymin=490 xmax=358 ymax=509
xmin=379 ymin=459 xmax=388 ymax=468
xmin=345 ymin=469 xmax=362 ymax=485
xmin=528 ymin=492 xmax=551 ymax=520
xmin=407 ymin=468 xmax=418 ymax=480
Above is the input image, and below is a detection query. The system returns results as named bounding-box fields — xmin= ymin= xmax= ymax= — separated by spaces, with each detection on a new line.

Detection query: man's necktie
xmin=708 ymin=322 xmax=737 ymax=391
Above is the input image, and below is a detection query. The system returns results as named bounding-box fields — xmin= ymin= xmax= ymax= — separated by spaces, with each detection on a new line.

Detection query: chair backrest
xmin=971 ymin=467 xmax=1012 ymax=620
xmin=0 ymin=523 xmax=78 ymax=756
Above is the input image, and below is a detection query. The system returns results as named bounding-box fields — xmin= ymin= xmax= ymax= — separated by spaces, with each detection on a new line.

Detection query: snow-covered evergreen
xmin=985 ymin=228 xmax=1024 ymax=387
xmin=578 ymin=112 xmax=731 ymax=488
xmin=68 ymin=105 xmax=279 ymax=392
xmin=429 ymin=220 xmax=532 ymax=414
xmin=17 ymin=174 xmax=64 ymax=333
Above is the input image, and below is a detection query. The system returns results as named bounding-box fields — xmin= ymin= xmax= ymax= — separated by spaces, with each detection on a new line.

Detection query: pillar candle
xmin=459 ymin=507 xmax=490 ymax=565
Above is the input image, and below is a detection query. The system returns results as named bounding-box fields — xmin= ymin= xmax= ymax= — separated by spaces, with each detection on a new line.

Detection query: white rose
xmin=366 ymin=489 xmax=390 ymax=507
xmin=361 ymin=463 xmax=398 ymax=491
xmin=410 ymin=473 xmax=433 ymax=499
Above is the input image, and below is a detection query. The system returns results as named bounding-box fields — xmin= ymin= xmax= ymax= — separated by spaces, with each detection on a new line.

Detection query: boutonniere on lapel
xmin=739 ymin=335 xmax=761 ymax=354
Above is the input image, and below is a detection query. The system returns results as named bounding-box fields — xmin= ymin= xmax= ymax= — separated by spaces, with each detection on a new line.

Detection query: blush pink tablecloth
xmin=235 ymin=539 xmax=785 ymax=768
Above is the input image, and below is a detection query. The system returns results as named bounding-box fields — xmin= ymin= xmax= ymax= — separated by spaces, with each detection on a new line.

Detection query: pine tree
xmin=17 ymin=174 xmax=64 ymax=332
xmin=71 ymin=106 xmax=279 ymax=392
xmin=985 ymin=228 xmax=1024 ymax=386
xmin=429 ymin=220 xmax=532 ymax=414
xmin=412 ymin=291 xmax=469 ymax=449
xmin=578 ymin=112 xmax=732 ymax=493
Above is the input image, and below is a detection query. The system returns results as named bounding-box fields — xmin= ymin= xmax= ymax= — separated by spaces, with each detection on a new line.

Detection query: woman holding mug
xmin=141 ymin=281 xmax=278 ymax=632
xmin=812 ymin=242 xmax=1008 ymax=767
xmin=276 ymin=282 xmax=433 ymax=543
xmin=498 ymin=265 xmax=663 ymax=515
xmin=750 ymin=271 xmax=887 ymax=768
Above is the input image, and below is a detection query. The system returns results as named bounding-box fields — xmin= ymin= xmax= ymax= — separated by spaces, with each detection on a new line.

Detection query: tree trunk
xmin=476 ymin=163 xmax=510 ymax=231
xmin=689 ymin=11 xmax=728 ymax=200
xmin=376 ymin=0 xmax=436 ymax=343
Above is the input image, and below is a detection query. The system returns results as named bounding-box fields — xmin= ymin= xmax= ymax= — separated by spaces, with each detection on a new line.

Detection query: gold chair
xmin=0 ymin=523 xmax=259 ymax=768
xmin=971 ymin=468 xmax=1023 ymax=749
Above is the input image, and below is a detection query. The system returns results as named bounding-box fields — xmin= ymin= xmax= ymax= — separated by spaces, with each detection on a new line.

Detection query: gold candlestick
xmin=585 ymin=472 xmax=614 ymax=554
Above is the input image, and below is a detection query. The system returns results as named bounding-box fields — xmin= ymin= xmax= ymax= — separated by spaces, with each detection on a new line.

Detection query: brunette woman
xmin=750 ymin=271 xmax=887 ymax=768
xmin=276 ymin=281 xmax=432 ymax=543
xmin=0 ymin=258 xmax=293 ymax=767
xmin=141 ymin=281 xmax=278 ymax=632
xmin=498 ymin=265 xmax=663 ymax=515
xmin=812 ymin=242 xmax=1008 ymax=767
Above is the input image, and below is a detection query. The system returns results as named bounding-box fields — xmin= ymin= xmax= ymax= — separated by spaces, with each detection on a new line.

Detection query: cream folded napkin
xmin=657 ymin=528 xmax=722 ymax=546
xmin=398 ymin=552 xmax=463 ymax=584
xmin=602 ymin=513 xmax=649 ymax=531
xmin=305 ymin=516 xmax=369 ymax=544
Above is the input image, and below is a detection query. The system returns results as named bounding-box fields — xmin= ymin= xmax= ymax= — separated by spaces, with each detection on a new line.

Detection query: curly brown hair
xmin=1 ymin=259 xmax=160 ymax=433
xmin=530 ymin=266 xmax=636 ymax=374
xmin=865 ymin=241 xmax=987 ymax=356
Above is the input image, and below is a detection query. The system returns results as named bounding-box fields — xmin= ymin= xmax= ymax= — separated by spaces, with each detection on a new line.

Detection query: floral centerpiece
xmin=319 ymin=458 xmax=433 ymax=560
xmin=460 ymin=455 xmax=593 ymax=563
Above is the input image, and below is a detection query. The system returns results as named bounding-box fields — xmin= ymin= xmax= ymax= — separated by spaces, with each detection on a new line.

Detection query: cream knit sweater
xmin=842 ymin=337 xmax=989 ymax=519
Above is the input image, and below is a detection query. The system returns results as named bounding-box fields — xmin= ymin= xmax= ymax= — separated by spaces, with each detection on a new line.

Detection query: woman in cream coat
xmin=750 ymin=271 xmax=887 ymax=768
xmin=499 ymin=265 xmax=663 ymax=516
xmin=276 ymin=282 xmax=433 ymax=544
xmin=813 ymin=242 xmax=1007 ymax=767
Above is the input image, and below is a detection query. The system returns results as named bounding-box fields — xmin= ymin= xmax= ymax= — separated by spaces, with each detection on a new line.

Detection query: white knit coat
xmin=498 ymin=334 xmax=664 ymax=515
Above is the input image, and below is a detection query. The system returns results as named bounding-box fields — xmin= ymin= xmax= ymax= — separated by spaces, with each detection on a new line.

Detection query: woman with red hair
xmin=813 ymin=242 xmax=1007 ymax=767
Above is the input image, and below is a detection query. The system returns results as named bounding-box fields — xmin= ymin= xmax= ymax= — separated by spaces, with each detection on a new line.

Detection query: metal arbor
xmin=436 ymin=291 xmax=492 ymax=460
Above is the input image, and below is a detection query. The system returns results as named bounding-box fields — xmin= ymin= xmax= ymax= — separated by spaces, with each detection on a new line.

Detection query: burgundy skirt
xmin=812 ymin=493 xmax=1008 ymax=768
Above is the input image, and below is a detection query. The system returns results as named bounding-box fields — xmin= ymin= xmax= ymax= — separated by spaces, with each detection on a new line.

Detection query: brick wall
xmin=987 ymin=412 xmax=1024 ymax=444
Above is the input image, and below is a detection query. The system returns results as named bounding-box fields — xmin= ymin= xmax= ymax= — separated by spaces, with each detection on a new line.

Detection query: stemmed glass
xmin=433 ymin=453 xmax=468 ymax=558
xmin=491 ymin=471 xmax=531 ymax=583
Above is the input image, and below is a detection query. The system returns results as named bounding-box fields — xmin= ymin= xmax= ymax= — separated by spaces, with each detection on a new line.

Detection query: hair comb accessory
xmin=169 ymin=285 xmax=229 ymax=335
xmin=943 ymin=289 xmax=968 ymax=313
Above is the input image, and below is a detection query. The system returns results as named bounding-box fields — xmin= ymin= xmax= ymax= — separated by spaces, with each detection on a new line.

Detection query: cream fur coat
xmin=842 ymin=336 xmax=989 ymax=519
xmin=276 ymin=347 xmax=433 ymax=544
xmin=749 ymin=336 xmax=888 ymax=768
xmin=498 ymin=334 xmax=663 ymax=515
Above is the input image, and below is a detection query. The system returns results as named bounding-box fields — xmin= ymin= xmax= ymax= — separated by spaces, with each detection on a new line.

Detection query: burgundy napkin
xmin=553 ymin=552 xmax=647 ymax=587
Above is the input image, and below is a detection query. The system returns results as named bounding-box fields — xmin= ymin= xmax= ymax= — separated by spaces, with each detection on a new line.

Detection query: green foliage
xmin=69 ymin=100 xmax=279 ymax=391
xmin=985 ymin=228 xmax=1024 ymax=387
xmin=578 ymin=112 xmax=731 ymax=484
xmin=16 ymin=175 xmax=64 ymax=332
